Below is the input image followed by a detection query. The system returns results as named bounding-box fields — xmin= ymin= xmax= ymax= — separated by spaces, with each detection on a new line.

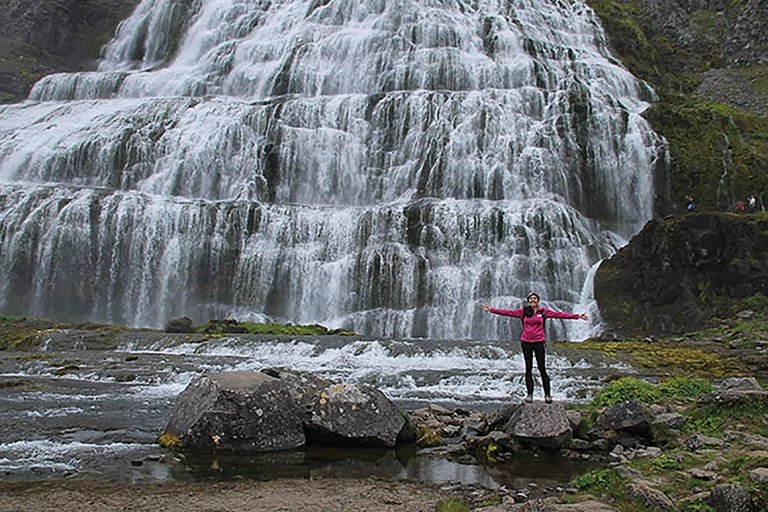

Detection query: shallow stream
xmin=0 ymin=333 xmax=633 ymax=488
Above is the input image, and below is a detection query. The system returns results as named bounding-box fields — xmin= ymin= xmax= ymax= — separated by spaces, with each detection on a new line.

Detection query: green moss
xmin=157 ymin=431 xmax=184 ymax=451
xmin=592 ymin=376 xmax=717 ymax=407
xmin=657 ymin=376 xmax=713 ymax=401
xmin=686 ymin=398 xmax=768 ymax=437
xmin=576 ymin=341 xmax=745 ymax=378
xmin=592 ymin=376 xmax=661 ymax=406
xmin=645 ymin=98 xmax=768 ymax=212
xmin=435 ymin=499 xmax=470 ymax=512
xmin=416 ymin=424 xmax=442 ymax=447
xmin=192 ymin=321 xmax=356 ymax=336
xmin=572 ymin=467 xmax=628 ymax=496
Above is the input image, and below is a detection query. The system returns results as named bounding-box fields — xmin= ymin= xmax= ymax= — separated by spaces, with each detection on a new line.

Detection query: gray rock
xmin=708 ymin=484 xmax=756 ymax=512
xmin=719 ymin=377 xmax=763 ymax=392
xmin=162 ymin=371 xmax=305 ymax=452
xmin=566 ymin=410 xmax=583 ymax=434
xmin=595 ymin=400 xmax=652 ymax=436
xmin=164 ymin=316 xmax=194 ymax=333
xmin=653 ymin=412 xmax=686 ymax=429
xmin=627 ymin=480 xmax=677 ymax=511
xmin=505 ymin=402 xmax=571 ymax=448
xmin=261 ymin=367 xmax=333 ymax=422
xmin=305 ymin=382 xmax=404 ymax=447
xmin=749 ymin=467 xmax=768 ymax=484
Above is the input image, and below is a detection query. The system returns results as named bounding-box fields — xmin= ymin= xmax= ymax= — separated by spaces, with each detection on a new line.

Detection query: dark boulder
xmin=164 ymin=316 xmax=194 ymax=333
xmin=161 ymin=371 xmax=305 ymax=452
xmin=708 ymin=484 xmax=757 ymax=512
xmin=595 ymin=213 xmax=768 ymax=336
xmin=594 ymin=400 xmax=652 ymax=438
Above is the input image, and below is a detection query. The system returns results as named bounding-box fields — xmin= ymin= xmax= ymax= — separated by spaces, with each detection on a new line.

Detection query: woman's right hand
xmin=481 ymin=303 xmax=491 ymax=312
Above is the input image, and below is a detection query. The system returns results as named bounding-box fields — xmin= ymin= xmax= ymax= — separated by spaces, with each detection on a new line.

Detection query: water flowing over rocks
xmin=0 ymin=0 xmax=664 ymax=339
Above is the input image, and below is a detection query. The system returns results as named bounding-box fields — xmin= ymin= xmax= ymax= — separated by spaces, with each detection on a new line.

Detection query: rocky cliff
xmin=595 ymin=212 xmax=768 ymax=336
xmin=0 ymin=0 xmax=139 ymax=102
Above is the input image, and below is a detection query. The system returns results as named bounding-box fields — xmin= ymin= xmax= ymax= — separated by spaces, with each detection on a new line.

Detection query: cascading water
xmin=0 ymin=0 xmax=665 ymax=340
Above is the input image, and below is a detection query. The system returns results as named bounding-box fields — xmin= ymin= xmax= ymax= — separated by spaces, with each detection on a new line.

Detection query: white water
xmin=0 ymin=0 xmax=665 ymax=339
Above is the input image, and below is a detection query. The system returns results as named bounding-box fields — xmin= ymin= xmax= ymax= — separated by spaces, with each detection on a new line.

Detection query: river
xmin=0 ymin=331 xmax=630 ymax=488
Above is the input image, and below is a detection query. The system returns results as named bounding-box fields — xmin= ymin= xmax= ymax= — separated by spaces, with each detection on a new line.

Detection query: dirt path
xmin=0 ymin=477 xmax=467 ymax=512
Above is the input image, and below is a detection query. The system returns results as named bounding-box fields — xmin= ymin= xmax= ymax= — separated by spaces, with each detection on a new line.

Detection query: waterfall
xmin=0 ymin=0 xmax=665 ymax=340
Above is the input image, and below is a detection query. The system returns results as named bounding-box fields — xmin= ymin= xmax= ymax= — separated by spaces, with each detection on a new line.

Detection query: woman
xmin=482 ymin=292 xmax=587 ymax=403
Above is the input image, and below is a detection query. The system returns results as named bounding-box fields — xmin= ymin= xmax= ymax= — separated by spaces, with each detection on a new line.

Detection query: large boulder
xmin=708 ymin=484 xmax=757 ymax=512
xmin=305 ymin=382 xmax=405 ymax=448
xmin=161 ymin=371 xmax=305 ymax=452
xmin=504 ymin=402 xmax=571 ymax=448
xmin=594 ymin=400 xmax=653 ymax=437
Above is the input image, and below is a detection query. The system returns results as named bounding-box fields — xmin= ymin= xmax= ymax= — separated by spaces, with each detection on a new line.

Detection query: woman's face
xmin=528 ymin=295 xmax=539 ymax=307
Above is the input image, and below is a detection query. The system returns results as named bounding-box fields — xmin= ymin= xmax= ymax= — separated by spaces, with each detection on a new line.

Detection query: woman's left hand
xmin=578 ymin=313 xmax=588 ymax=320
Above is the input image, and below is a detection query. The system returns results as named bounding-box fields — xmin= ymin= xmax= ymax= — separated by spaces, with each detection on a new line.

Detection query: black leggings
xmin=521 ymin=341 xmax=551 ymax=397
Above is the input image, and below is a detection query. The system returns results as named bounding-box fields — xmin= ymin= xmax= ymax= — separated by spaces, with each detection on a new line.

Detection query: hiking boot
xmin=545 ymin=395 xmax=553 ymax=403
xmin=524 ymin=394 xmax=533 ymax=403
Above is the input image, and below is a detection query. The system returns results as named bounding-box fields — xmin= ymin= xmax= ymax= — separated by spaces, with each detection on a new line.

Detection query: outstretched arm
xmin=544 ymin=309 xmax=588 ymax=320
xmin=481 ymin=304 xmax=524 ymax=318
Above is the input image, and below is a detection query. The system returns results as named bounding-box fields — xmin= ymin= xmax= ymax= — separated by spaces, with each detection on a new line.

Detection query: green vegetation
xmin=416 ymin=424 xmax=442 ymax=448
xmin=570 ymin=372 xmax=767 ymax=510
xmin=587 ymin=0 xmax=768 ymax=215
xmin=686 ymin=397 xmax=768 ymax=437
xmin=0 ymin=314 xmax=354 ymax=351
xmin=573 ymin=468 xmax=629 ymax=497
xmin=435 ymin=499 xmax=470 ymax=512
xmin=157 ymin=432 xmax=183 ymax=451
xmin=591 ymin=376 xmax=713 ymax=406
xmin=192 ymin=320 xmax=354 ymax=336
xmin=576 ymin=339 xmax=746 ymax=378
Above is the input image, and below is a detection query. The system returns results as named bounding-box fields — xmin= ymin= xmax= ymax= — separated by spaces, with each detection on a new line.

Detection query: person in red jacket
xmin=482 ymin=292 xmax=587 ymax=403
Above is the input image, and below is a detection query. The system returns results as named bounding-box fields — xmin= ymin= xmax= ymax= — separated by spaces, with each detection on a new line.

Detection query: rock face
xmin=504 ymin=402 xmax=571 ymax=448
xmin=0 ymin=0 xmax=140 ymax=102
xmin=306 ymin=383 xmax=405 ymax=448
xmin=595 ymin=213 xmax=768 ymax=335
xmin=162 ymin=371 xmax=306 ymax=452
xmin=162 ymin=370 xmax=406 ymax=452
xmin=263 ymin=368 xmax=404 ymax=447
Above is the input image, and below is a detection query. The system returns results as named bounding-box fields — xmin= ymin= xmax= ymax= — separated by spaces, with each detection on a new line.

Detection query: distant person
xmin=686 ymin=195 xmax=695 ymax=213
xmin=748 ymin=195 xmax=756 ymax=212
xmin=735 ymin=200 xmax=746 ymax=213
xmin=482 ymin=293 xmax=587 ymax=404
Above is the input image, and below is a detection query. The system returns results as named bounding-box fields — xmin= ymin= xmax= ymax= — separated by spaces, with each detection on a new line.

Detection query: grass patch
xmin=592 ymin=376 xmax=715 ymax=407
xmin=435 ymin=499 xmax=470 ymax=512
xmin=686 ymin=398 xmax=768 ymax=437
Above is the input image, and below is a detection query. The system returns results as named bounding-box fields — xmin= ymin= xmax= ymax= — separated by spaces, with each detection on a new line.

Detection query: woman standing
xmin=481 ymin=292 xmax=587 ymax=403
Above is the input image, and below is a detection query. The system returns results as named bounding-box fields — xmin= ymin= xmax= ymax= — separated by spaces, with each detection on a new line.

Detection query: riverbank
xmin=1 ymin=316 xmax=767 ymax=511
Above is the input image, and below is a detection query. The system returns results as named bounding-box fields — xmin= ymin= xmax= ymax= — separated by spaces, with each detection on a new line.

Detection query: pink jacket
xmin=488 ymin=307 xmax=580 ymax=342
